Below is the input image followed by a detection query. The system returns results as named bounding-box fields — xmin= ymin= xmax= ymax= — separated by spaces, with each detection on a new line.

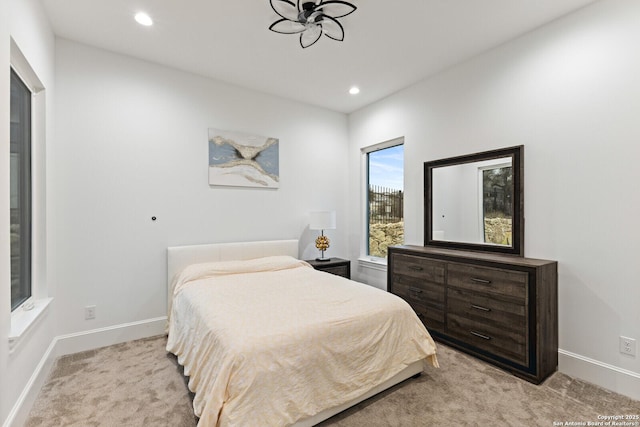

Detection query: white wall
xmin=348 ymin=0 xmax=640 ymax=398
xmin=432 ymin=162 xmax=476 ymax=243
xmin=2 ymin=0 xmax=56 ymax=425
xmin=52 ymin=39 xmax=349 ymax=337
xmin=0 ymin=0 xmax=11 ymax=420
xmin=3 ymin=9 xmax=349 ymax=423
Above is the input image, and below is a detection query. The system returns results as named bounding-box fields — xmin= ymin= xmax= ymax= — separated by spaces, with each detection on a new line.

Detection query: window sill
xmin=9 ymin=297 xmax=53 ymax=353
xmin=357 ymin=257 xmax=388 ymax=271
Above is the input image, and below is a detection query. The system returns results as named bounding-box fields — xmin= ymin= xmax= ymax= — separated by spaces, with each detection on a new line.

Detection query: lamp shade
xmin=309 ymin=211 xmax=336 ymax=230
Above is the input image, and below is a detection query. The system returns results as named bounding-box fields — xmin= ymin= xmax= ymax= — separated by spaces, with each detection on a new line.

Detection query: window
xmin=10 ymin=69 xmax=32 ymax=311
xmin=364 ymin=140 xmax=404 ymax=259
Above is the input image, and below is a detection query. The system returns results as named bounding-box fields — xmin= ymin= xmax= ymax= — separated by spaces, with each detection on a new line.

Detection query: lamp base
xmin=315 ymin=257 xmax=332 ymax=262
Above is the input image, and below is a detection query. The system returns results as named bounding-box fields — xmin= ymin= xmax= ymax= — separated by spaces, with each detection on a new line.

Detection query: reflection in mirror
xmin=481 ymin=162 xmax=513 ymax=245
xmin=425 ymin=146 xmax=523 ymax=256
xmin=432 ymin=157 xmax=512 ymax=246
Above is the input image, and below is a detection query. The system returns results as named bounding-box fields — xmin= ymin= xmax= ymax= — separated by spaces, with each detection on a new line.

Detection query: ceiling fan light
xmin=269 ymin=0 xmax=356 ymax=48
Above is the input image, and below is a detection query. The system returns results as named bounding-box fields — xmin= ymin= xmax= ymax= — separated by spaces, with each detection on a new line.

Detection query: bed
xmin=166 ymin=240 xmax=438 ymax=426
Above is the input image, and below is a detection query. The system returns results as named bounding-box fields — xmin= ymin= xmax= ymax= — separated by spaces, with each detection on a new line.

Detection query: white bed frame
xmin=166 ymin=239 xmax=423 ymax=426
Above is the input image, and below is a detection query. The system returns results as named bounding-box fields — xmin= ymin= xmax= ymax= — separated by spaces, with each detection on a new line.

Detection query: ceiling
xmin=40 ymin=0 xmax=597 ymax=114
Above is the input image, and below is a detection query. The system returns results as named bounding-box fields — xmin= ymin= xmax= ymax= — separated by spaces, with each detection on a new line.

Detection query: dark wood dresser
xmin=306 ymin=258 xmax=351 ymax=279
xmin=388 ymin=245 xmax=557 ymax=384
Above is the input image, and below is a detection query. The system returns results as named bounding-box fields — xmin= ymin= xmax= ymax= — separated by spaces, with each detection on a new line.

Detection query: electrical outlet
xmin=619 ymin=336 xmax=636 ymax=356
xmin=85 ymin=305 xmax=96 ymax=320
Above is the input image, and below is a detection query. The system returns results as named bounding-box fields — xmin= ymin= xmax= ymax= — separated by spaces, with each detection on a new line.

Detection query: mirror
xmin=424 ymin=145 xmax=524 ymax=256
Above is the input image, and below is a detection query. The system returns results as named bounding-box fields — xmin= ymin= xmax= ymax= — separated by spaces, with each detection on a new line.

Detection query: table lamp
xmin=309 ymin=211 xmax=336 ymax=261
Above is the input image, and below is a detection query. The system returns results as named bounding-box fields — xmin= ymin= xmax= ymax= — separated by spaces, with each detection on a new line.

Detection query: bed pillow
xmin=171 ymin=255 xmax=311 ymax=297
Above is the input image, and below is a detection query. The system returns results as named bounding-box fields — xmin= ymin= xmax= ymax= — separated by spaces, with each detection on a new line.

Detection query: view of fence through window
xmin=367 ymin=144 xmax=404 ymax=258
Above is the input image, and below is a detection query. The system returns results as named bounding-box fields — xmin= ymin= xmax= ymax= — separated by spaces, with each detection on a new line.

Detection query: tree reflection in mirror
xmin=482 ymin=165 xmax=512 ymax=245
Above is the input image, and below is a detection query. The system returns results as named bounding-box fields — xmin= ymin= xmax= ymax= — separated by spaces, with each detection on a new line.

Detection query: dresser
xmin=388 ymin=245 xmax=557 ymax=384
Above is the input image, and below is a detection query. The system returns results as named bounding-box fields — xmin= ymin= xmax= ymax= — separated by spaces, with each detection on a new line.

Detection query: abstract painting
xmin=208 ymin=129 xmax=279 ymax=188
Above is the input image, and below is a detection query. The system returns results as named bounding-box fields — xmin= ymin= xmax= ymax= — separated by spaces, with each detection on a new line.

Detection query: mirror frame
xmin=424 ymin=145 xmax=524 ymax=256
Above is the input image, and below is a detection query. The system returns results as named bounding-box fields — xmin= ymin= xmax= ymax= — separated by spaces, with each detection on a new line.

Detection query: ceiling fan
xmin=268 ymin=0 xmax=357 ymax=48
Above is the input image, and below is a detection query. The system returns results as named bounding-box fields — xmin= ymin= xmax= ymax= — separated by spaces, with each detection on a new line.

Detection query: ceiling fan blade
xmin=270 ymin=0 xmax=299 ymax=21
xmin=300 ymin=25 xmax=322 ymax=48
xmin=321 ymin=15 xmax=344 ymax=41
xmin=269 ymin=19 xmax=306 ymax=34
xmin=317 ymin=1 xmax=356 ymax=18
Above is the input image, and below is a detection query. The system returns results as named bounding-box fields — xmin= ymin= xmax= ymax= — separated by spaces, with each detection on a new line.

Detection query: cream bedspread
xmin=166 ymin=256 xmax=438 ymax=427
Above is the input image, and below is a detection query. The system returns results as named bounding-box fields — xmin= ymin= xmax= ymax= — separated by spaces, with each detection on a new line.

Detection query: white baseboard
xmin=2 ymin=338 xmax=58 ymax=427
xmin=559 ymin=349 xmax=640 ymax=400
xmin=3 ymin=316 xmax=167 ymax=427
xmin=54 ymin=316 xmax=167 ymax=357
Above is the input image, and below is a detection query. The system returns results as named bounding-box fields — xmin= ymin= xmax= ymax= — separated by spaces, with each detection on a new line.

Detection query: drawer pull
xmin=471 ymin=277 xmax=492 ymax=284
xmin=408 ymin=265 xmax=424 ymax=271
xmin=409 ymin=287 xmax=423 ymax=294
xmin=471 ymin=304 xmax=491 ymax=312
xmin=470 ymin=331 xmax=492 ymax=340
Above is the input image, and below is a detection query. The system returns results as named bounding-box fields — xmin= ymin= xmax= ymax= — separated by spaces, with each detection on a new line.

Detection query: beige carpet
xmin=25 ymin=335 xmax=640 ymax=426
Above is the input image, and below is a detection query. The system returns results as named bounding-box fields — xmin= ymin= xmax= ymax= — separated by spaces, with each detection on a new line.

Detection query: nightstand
xmin=306 ymin=258 xmax=351 ymax=279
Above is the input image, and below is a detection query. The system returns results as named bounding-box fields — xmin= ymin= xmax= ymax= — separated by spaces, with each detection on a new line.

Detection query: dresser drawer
xmin=392 ymin=254 xmax=445 ymax=283
xmin=447 ymin=288 xmax=526 ymax=332
xmin=447 ymin=314 xmax=528 ymax=366
xmin=448 ymin=263 xmax=527 ymax=300
xmin=390 ymin=276 xmax=445 ymax=333
xmin=414 ymin=306 xmax=445 ymax=334
xmin=391 ymin=274 xmax=445 ymax=307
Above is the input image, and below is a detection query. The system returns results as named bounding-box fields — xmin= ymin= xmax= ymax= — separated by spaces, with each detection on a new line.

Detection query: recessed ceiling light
xmin=135 ymin=12 xmax=153 ymax=26
xmin=349 ymin=86 xmax=360 ymax=95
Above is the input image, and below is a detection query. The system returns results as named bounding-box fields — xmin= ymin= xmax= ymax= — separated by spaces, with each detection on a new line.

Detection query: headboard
xmin=166 ymin=240 xmax=299 ymax=318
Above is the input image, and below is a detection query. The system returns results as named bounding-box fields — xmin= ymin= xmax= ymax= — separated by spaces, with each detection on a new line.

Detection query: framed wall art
xmin=208 ymin=129 xmax=279 ymax=188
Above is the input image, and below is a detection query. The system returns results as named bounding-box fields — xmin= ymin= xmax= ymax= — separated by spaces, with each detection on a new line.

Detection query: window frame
xmin=360 ymin=137 xmax=405 ymax=264
xmin=8 ymin=38 xmax=49 ymax=349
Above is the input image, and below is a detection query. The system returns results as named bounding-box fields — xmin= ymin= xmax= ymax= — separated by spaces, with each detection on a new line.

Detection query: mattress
xmin=166 ymin=255 xmax=438 ymax=426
